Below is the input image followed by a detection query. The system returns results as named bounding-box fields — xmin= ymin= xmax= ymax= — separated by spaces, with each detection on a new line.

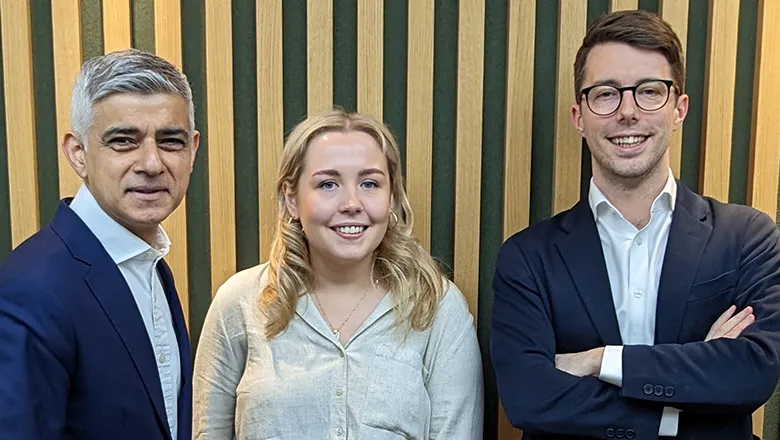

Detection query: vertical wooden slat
xmin=205 ymin=1 xmax=237 ymax=294
xmin=553 ymin=1 xmax=587 ymax=215
xmin=0 ymin=0 xmax=39 ymax=246
xmin=406 ymin=0 xmax=434 ymax=250
xmin=51 ymin=0 xmax=83 ymax=199
xmin=498 ymin=1 xmax=536 ymax=438
xmin=257 ymin=0 xmax=284 ymax=261
xmin=357 ymin=0 xmax=383 ymax=119
xmin=609 ymin=0 xmax=638 ymax=12
xmin=154 ymin=0 xmax=189 ymax=326
xmin=659 ymin=0 xmax=689 ymax=178
xmin=306 ymin=0 xmax=333 ymax=114
xmin=699 ymin=0 xmax=739 ymax=202
xmin=453 ymin=0 xmax=484 ymax=318
xmin=102 ymin=0 xmax=131 ymax=53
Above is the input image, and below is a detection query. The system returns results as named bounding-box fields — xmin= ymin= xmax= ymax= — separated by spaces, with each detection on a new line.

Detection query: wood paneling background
xmin=0 ymin=1 xmax=778 ymax=438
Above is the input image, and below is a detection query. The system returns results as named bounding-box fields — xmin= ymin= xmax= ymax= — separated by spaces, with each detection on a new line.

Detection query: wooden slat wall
xmin=154 ymin=0 xmax=189 ymax=325
xmin=405 ymin=0 xmax=434 ymax=251
xmin=0 ymin=0 xmax=39 ymax=246
xmin=102 ymin=0 xmax=131 ymax=53
xmin=306 ymin=0 xmax=333 ymax=114
xmin=553 ymin=1 xmax=586 ymax=215
xmin=205 ymin=1 xmax=237 ymax=294
xmin=700 ymin=0 xmax=739 ymax=202
xmin=257 ymin=0 xmax=284 ymax=261
xmin=51 ymin=0 xmax=83 ymax=199
xmin=5 ymin=2 xmax=780 ymax=439
xmin=659 ymin=0 xmax=689 ymax=178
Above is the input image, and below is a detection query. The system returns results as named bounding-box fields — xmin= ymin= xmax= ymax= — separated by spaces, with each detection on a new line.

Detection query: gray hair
xmin=70 ymin=48 xmax=195 ymax=146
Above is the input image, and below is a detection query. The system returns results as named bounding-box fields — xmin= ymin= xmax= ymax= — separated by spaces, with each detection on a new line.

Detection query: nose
xmin=134 ymin=140 xmax=164 ymax=175
xmin=339 ymin=188 xmax=363 ymax=214
xmin=616 ymin=90 xmax=638 ymax=121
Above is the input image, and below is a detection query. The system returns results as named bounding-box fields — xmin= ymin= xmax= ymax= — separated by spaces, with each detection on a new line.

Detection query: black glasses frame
xmin=580 ymin=79 xmax=675 ymax=116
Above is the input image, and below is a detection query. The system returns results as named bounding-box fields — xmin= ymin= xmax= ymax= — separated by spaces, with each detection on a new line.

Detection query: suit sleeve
xmin=621 ymin=211 xmax=780 ymax=414
xmin=490 ymin=237 xmax=664 ymax=438
xmin=0 ymin=279 xmax=74 ymax=439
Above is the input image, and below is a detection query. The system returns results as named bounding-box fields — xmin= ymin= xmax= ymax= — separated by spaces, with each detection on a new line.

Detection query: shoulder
xmin=432 ymin=279 xmax=474 ymax=329
xmin=210 ymin=263 xmax=270 ymax=313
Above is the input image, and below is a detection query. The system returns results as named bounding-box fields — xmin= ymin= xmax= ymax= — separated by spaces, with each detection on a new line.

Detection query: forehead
xmin=583 ymin=42 xmax=673 ymax=86
xmin=91 ymin=92 xmax=189 ymax=132
xmin=304 ymin=130 xmax=387 ymax=170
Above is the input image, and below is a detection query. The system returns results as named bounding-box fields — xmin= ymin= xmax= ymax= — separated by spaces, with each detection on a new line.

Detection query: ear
xmin=189 ymin=130 xmax=201 ymax=170
xmin=283 ymin=181 xmax=299 ymax=219
xmin=672 ymin=93 xmax=689 ymax=131
xmin=62 ymin=132 xmax=88 ymax=179
xmin=571 ymin=103 xmax=585 ymax=135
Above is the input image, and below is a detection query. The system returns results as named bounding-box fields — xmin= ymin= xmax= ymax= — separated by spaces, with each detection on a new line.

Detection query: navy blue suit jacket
xmin=491 ymin=183 xmax=780 ymax=439
xmin=0 ymin=201 xmax=192 ymax=440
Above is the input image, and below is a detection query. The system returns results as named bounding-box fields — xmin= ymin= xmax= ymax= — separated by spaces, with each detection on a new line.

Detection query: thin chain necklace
xmin=311 ymin=280 xmax=375 ymax=341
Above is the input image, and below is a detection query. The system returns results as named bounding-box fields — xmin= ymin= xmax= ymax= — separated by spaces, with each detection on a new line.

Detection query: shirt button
xmin=636 ymin=236 xmax=643 ymax=246
xmin=339 ymin=351 xmax=344 ymax=358
xmin=336 ymin=427 xmax=343 ymax=436
xmin=336 ymin=389 xmax=343 ymax=396
xmin=158 ymin=353 xmax=166 ymax=364
xmin=633 ymin=288 xmax=644 ymax=298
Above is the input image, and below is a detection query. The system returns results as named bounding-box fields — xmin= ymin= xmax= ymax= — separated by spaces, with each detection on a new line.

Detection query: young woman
xmin=193 ymin=110 xmax=483 ymax=439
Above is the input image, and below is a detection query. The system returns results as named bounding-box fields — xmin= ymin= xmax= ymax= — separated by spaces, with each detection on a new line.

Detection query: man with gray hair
xmin=0 ymin=48 xmax=199 ymax=440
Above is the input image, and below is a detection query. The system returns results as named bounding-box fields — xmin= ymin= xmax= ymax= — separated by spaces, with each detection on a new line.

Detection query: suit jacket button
xmin=605 ymin=428 xmax=615 ymax=438
xmin=616 ymin=428 xmax=625 ymax=438
xmin=626 ymin=429 xmax=636 ymax=439
xmin=664 ymin=386 xmax=675 ymax=397
xmin=643 ymin=384 xmax=654 ymax=395
xmin=654 ymin=385 xmax=664 ymax=396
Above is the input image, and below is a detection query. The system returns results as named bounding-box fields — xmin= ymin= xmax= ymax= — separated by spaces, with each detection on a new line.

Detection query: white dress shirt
xmin=70 ymin=184 xmax=181 ymax=440
xmin=589 ymin=169 xmax=681 ymax=436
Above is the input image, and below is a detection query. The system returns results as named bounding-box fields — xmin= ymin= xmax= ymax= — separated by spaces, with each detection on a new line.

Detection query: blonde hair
xmin=261 ymin=109 xmax=445 ymax=338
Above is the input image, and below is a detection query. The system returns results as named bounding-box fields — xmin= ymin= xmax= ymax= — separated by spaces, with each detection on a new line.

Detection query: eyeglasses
xmin=580 ymin=79 xmax=675 ymax=116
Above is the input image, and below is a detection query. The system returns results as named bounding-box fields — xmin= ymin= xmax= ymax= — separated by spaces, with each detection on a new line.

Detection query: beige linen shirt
xmin=193 ymin=263 xmax=484 ymax=440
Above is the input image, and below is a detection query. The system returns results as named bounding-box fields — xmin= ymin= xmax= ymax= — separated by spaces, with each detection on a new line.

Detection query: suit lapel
xmin=50 ymin=202 xmax=172 ymax=438
xmin=654 ymin=184 xmax=712 ymax=344
xmin=555 ymin=201 xmax=623 ymax=346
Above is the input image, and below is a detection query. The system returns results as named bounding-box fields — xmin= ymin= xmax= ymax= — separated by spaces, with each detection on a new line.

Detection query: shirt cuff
xmin=598 ymin=345 xmax=623 ymax=387
xmin=659 ymin=406 xmax=680 ymax=436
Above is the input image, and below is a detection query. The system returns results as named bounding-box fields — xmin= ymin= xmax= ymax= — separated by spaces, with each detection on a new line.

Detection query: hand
xmin=555 ymin=347 xmax=605 ymax=377
xmin=705 ymin=305 xmax=754 ymax=341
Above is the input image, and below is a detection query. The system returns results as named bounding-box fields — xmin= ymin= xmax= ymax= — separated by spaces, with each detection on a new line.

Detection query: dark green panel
xmin=0 ymin=16 xmax=11 ymax=260
xmin=680 ymin=0 xmax=707 ymax=193
xmin=80 ymin=0 xmax=104 ymax=61
xmin=529 ymin=0 xmax=558 ymax=224
xmin=383 ymin=0 xmax=408 ymax=172
xmin=728 ymin=0 xmax=757 ymax=206
xmin=766 ymin=382 xmax=780 ymax=440
xmin=638 ymin=0 xmax=659 ymax=13
xmin=478 ymin=1 xmax=508 ymax=438
xmin=581 ymin=1 xmax=610 ymax=197
xmin=429 ymin=0 xmax=457 ymax=277
xmin=30 ymin=0 xmax=60 ymax=225
xmin=282 ymin=0 xmax=307 ymax=135
xmin=181 ymin=0 xmax=211 ymax=357
xmin=333 ymin=0 xmax=357 ymax=112
xmin=233 ymin=0 xmax=259 ymax=270
xmin=131 ymin=0 xmax=155 ymax=53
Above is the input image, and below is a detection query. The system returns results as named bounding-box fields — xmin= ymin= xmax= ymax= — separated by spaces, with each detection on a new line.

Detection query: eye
xmin=159 ymin=138 xmax=186 ymax=150
xmin=318 ymin=180 xmax=338 ymax=190
xmin=107 ymin=137 xmax=137 ymax=150
xmin=360 ymin=180 xmax=379 ymax=190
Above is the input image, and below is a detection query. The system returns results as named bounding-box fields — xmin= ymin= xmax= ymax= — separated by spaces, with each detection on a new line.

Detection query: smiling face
xmin=285 ymin=130 xmax=392 ymax=269
xmin=63 ymin=92 xmax=199 ymax=242
xmin=571 ymin=42 xmax=688 ymax=185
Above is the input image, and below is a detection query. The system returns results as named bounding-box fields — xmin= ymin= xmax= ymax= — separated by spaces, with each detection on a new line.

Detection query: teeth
xmin=336 ymin=226 xmax=365 ymax=235
xmin=612 ymin=136 xmax=646 ymax=145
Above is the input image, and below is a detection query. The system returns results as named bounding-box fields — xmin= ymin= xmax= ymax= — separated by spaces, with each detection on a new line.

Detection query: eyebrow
xmin=101 ymin=126 xmax=190 ymax=140
xmin=311 ymin=167 xmax=387 ymax=178
xmin=587 ymin=77 xmax=664 ymax=88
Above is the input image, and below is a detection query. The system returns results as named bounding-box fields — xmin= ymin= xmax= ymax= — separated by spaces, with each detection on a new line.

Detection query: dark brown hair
xmin=574 ymin=10 xmax=685 ymax=101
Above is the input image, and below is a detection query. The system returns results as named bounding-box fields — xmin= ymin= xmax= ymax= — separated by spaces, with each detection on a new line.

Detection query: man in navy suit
xmin=491 ymin=10 xmax=780 ymax=439
xmin=0 ymin=49 xmax=199 ymax=439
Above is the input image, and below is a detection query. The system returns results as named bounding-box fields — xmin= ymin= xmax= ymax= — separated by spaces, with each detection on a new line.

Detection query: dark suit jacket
xmin=491 ymin=182 xmax=780 ymax=439
xmin=0 ymin=201 xmax=192 ymax=440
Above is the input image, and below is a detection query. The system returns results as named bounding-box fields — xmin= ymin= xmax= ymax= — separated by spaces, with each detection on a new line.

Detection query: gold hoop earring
xmin=389 ymin=211 xmax=399 ymax=228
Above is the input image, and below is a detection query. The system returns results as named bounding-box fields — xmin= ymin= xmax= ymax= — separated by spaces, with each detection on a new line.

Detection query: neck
xmin=593 ymin=165 xmax=669 ymax=228
xmin=310 ymin=253 xmax=375 ymax=295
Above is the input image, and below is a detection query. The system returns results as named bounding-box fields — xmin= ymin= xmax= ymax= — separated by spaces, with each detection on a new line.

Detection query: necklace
xmin=311 ymin=280 xmax=375 ymax=341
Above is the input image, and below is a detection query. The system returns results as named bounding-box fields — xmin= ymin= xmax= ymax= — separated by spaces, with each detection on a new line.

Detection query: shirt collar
xmin=69 ymin=184 xmax=171 ymax=264
xmin=588 ymin=168 xmax=677 ymax=220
